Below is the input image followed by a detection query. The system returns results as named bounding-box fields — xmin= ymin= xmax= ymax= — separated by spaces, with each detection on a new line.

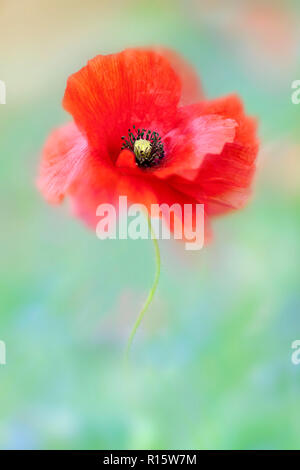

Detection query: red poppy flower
xmin=37 ymin=48 xmax=258 ymax=240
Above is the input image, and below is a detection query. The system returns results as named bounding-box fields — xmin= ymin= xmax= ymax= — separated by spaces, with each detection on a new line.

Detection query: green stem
xmin=125 ymin=215 xmax=161 ymax=363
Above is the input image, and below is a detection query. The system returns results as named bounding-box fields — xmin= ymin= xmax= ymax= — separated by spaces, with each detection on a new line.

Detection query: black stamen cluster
xmin=121 ymin=125 xmax=165 ymax=168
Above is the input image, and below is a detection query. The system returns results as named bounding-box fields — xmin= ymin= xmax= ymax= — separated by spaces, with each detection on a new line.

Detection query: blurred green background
xmin=1 ymin=0 xmax=300 ymax=450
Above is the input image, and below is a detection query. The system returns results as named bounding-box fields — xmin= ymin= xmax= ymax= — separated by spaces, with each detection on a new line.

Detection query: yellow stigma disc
xmin=134 ymin=139 xmax=152 ymax=163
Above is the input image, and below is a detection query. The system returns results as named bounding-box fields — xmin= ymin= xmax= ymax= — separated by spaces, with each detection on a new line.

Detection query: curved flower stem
xmin=125 ymin=215 xmax=161 ymax=363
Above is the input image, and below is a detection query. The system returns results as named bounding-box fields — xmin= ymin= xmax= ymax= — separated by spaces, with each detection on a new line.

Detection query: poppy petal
xmin=195 ymin=94 xmax=258 ymax=154
xmin=168 ymin=95 xmax=258 ymax=214
xmin=67 ymin=152 xmax=210 ymax=241
xmin=115 ymin=149 xmax=137 ymax=169
xmin=154 ymin=113 xmax=237 ymax=180
xmin=37 ymin=122 xmax=89 ymax=204
xmin=63 ymin=49 xmax=181 ymax=161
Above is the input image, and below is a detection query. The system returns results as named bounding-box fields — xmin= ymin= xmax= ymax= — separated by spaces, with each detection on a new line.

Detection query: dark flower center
xmin=121 ymin=126 xmax=165 ymax=168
